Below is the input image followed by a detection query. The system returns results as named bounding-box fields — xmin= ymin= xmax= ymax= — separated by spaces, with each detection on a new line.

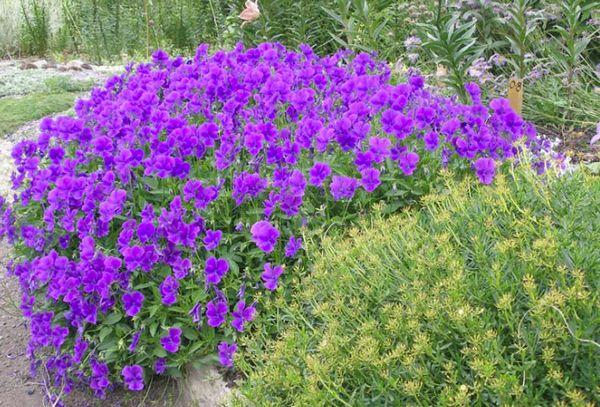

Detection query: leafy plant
xmin=418 ymin=6 xmax=484 ymax=100
xmin=236 ymin=166 xmax=600 ymax=406
xmin=19 ymin=0 xmax=51 ymax=55
xmin=0 ymin=44 xmax=555 ymax=398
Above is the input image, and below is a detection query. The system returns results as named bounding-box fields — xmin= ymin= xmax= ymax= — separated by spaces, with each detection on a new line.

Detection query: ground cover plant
xmin=236 ymin=167 xmax=600 ymax=406
xmin=0 ymin=42 xmax=560 ymax=400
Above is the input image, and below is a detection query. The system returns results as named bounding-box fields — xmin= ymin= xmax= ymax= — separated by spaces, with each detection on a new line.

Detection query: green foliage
xmin=418 ymin=7 xmax=484 ymax=100
xmin=0 ymin=92 xmax=78 ymax=135
xmin=19 ymin=0 xmax=51 ymax=55
xmin=236 ymin=167 xmax=600 ymax=406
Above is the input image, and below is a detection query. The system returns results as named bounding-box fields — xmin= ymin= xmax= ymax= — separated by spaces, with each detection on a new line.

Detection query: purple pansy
xmin=217 ymin=341 xmax=237 ymax=368
xmin=159 ymin=276 xmax=179 ymax=306
xmin=250 ymin=221 xmax=280 ymax=253
xmin=284 ymin=235 xmax=303 ymax=258
xmin=261 ymin=263 xmax=284 ymax=291
xmin=160 ymin=327 xmax=182 ymax=353
xmin=122 ymin=365 xmax=144 ymax=391
xmin=122 ymin=291 xmax=144 ymax=317
xmin=474 ymin=157 xmax=496 ymax=184
xmin=231 ymin=300 xmax=256 ymax=332
xmin=206 ymin=298 xmax=228 ymax=327
xmin=205 ymin=257 xmax=229 ymax=285
xmin=203 ymin=229 xmax=222 ymax=251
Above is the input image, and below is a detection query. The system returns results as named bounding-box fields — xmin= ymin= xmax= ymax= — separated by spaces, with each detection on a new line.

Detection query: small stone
xmin=19 ymin=62 xmax=37 ymax=70
xmin=69 ymin=66 xmax=83 ymax=71
xmin=42 ymin=62 xmax=57 ymax=69
xmin=27 ymin=388 xmax=35 ymax=395
xmin=81 ymin=63 xmax=93 ymax=70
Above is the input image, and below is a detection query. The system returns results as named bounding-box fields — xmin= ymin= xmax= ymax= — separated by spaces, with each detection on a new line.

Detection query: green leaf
xmin=104 ymin=312 xmax=122 ymax=325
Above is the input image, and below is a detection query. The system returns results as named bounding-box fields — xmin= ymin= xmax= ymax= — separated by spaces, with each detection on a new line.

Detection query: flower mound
xmin=0 ymin=43 xmax=551 ymax=396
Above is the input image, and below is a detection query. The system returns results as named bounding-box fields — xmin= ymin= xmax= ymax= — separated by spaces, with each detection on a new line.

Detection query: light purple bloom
xmin=250 ymin=221 xmax=280 ymax=253
xmin=261 ymin=263 xmax=284 ymax=291
xmin=398 ymin=152 xmax=420 ymax=176
xmin=122 ymin=291 xmax=144 ymax=317
xmin=203 ymin=229 xmax=222 ymax=251
xmin=160 ymin=327 xmax=182 ymax=353
xmin=284 ymin=235 xmax=302 ymax=258
xmin=474 ymin=157 xmax=496 ymax=184
xmin=205 ymin=257 xmax=229 ymax=285
xmin=122 ymin=365 xmax=144 ymax=391
xmin=217 ymin=341 xmax=237 ymax=367
xmin=330 ymin=175 xmax=359 ymax=200
xmin=159 ymin=275 xmax=179 ymax=306
xmin=231 ymin=300 xmax=256 ymax=332
xmin=206 ymin=298 xmax=228 ymax=327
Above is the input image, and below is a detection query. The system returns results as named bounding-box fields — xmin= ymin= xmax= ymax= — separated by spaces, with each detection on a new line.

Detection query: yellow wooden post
xmin=507 ymin=77 xmax=524 ymax=115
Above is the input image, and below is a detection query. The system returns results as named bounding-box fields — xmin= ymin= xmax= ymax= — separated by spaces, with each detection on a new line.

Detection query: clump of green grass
xmin=0 ymin=92 xmax=77 ymax=136
xmin=236 ymin=167 xmax=600 ymax=406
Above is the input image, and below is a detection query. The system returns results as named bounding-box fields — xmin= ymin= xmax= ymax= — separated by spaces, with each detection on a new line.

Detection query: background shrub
xmin=236 ymin=167 xmax=600 ymax=406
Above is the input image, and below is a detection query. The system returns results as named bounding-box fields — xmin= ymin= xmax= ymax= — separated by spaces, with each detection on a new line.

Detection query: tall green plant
xmin=19 ymin=0 xmax=50 ymax=55
xmin=418 ymin=8 xmax=483 ymax=100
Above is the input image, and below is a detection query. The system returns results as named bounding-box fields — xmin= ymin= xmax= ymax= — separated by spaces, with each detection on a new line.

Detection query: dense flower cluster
xmin=0 ymin=42 xmax=550 ymax=397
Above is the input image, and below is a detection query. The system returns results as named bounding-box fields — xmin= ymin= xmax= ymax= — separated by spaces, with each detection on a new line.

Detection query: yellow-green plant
xmin=237 ymin=166 xmax=600 ymax=406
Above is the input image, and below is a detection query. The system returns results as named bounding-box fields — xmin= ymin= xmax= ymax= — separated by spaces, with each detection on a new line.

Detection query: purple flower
xmin=285 ymin=235 xmax=302 ymax=258
xmin=129 ymin=331 xmax=142 ymax=353
xmin=398 ymin=152 xmax=420 ymax=176
xmin=122 ymin=291 xmax=144 ymax=317
xmin=203 ymin=229 xmax=222 ymax=251
xmin=309 ymin=162 xmax=332 ymax=187
xmin=360 ymin=168 xmax=381 ymax=192
xmin=206 ymin=298 xmax=228 ymax=327
xmin=122 ymin=365 xmax=144 ymax=391
xmin=250 ymin=221 xmax=280 ymax=253
xmin=90 ymin=360 xmax=110 ymax=397
xmin=231 ymin=300 xmax=256 ymax=332
xmin=154 ymin=358 xmax=167 ymax=374
xmin=330 ymin=175 xmax=359 ymax=200
xmin=205 ymin=257 xmax=229 ymax=285
xmin=217 ymin=341 xmax=237 ymax=367
xmin=474 ymin=157 xmax=496 ymax=184
xmin=261 ymin=263 xmax=284 ymax=291
xmin=159 ymin=275 xmax=179 ymax=306
xmin=160 ymin=327 xmax=182 ymax=353
xmin=424 ymin=132 xmax=439 ymax=151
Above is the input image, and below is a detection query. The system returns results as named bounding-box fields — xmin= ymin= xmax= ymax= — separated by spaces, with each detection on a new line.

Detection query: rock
xmin=19 ymin=62 xmax=37 ymax=70
xmin=32 ymin=60 xmax=48 ymax=69
xmin=68 ymin=66 xmax=83 ymax=71
xmin=42 ymin=62 xmax=57 ymax=69
xmin=27 ymin=388 xmax=35 ymax=395
xmin=81 ymin=63 xmax=93 ymax=70
xmin=178 ymin=364 xmax=231 ymax=407
xmin=57 ymin=66 xmax=68 ymax=72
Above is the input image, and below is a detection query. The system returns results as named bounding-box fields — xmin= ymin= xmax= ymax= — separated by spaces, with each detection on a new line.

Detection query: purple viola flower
xmin=217 ymin=341 xmax=237 ymax=368
xmin=360 ymin=168 xmax=381 ymax=192
xmin=122 ymin=291 xmax=144 ymax=317
xmin=129 ymin=331 xmax=142 ymax=353
xmin=284 ymin=235 xmax=303 ymax=258
xmin=160 ymin=327 xmax=182 ymax=353
xmin=206 ymin=298 xmax=228 ymax=327
xmin=154 ymin=358 xmax=167 ymax=374
xmin=398 ymin=152 xmax=420 ymax=176
xmin=330 ymin=175 xmax=359 ymax=201
xmin=424 ymin=132 xmax=439 ymax=151
xmin=90 ymin=360 xmax=110 ymax=397
xmin=261 ymin=263 xmax=284 ymax=291
xmin=203 ymin=229 xmax=222 ymax=251
xmin=189 ymin=302 xmax=202 ymax=325
xmin=122 ymin=365 xmax=144 ymax=391
xmin=250 ymin=220 xmax=280 ymax=253
xmin=231 ymin=300 xmax=256 ymax=332
xmin=159 ymin=275 xmax=179 ymax=306
xmin=137 ymin=222 xmax=155 ymax=243
xmin=309 ymin=162 xmax=332 ymax=187
xmin=474 ymin=157 xmax=496 ymax=184
xmin=205 ymin=257 xmax=229 ymax=285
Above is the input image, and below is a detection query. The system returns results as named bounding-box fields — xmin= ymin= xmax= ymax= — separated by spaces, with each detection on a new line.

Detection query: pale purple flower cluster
xmin=0 ymin=42 xmax=550 ymax=397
